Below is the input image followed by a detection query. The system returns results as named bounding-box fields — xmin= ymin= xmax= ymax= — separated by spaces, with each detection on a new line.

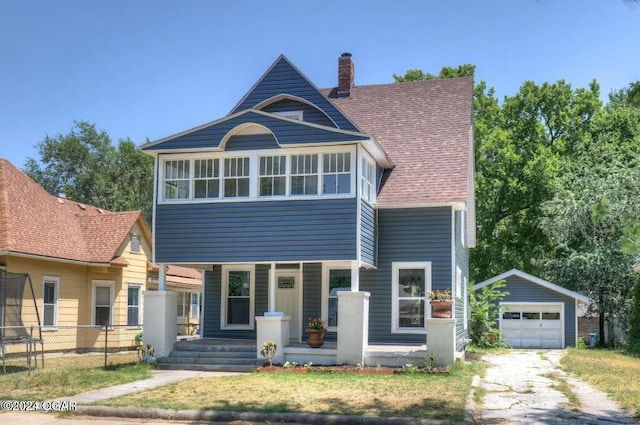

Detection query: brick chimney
xmin=337 ymin=52 xmax=354 ymax=96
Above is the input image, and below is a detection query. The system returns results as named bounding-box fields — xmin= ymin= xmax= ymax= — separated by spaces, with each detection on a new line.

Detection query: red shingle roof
xmin=0 ymin=158 xmax=143 ymax=264
xmin=322 ymin=77 xmax=473 ymax=206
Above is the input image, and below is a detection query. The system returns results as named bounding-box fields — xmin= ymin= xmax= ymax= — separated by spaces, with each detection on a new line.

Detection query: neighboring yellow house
xmin=0 ymin=158 xmax=202 ymax=355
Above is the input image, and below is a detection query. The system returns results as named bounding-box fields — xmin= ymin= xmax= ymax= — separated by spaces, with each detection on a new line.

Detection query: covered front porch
xmin=146 ymin=261 xmax=458 ymax=367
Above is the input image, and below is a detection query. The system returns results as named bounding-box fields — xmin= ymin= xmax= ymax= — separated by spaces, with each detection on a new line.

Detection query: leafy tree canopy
xmin=24 ymin=121 xmax=154 ymax=224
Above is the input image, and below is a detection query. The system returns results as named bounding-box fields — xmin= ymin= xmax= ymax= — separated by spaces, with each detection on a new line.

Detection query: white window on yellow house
xmin=127 ymin=285 xmax=141 ymax=327
xmin=92 ymin=281 xmax=114 ymax=327
xmin=43 ymin=276 xmax=59 ymax=327
xmin=131 ymin=235 xmax=140 ymax=253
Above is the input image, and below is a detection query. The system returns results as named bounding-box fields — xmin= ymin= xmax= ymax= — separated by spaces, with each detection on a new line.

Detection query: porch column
xmin=256 ymin=315 xmax=290 ymax=364
xmin=158 ymin=263 xmax=167 ymax=291
xmin=269 ymin=262 xmax=276 ymax=312
xmin=425 ymin=318 xmax=457 ymax=367
xmin=143 ymin=290 xmax=176 ymax=358
xmin=337 ymin=291 xmax=369 ymax=365
xmin=350 ymin=261 xmax=359 ymax=291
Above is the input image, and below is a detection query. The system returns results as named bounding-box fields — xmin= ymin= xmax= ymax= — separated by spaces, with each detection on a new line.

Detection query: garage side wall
xmin=501 ymin=276 xmax=577 ymax=348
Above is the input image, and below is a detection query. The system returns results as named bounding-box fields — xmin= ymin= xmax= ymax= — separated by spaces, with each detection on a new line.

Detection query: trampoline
xmin=0 ymin=271 xmax=44 ymax=373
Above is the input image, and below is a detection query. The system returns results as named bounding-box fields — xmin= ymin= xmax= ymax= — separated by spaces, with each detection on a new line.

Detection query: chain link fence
xmin=0 ymin=324 xmax=144 ymax=374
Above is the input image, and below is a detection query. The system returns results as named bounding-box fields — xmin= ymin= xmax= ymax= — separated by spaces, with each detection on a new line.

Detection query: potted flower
xmin=427 ymin=289 xmax=453 ymax=318
xmin=306 ymin=317 xmax=326 ymax=348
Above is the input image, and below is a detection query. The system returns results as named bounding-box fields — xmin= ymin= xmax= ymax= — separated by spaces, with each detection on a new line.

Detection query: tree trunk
xmin=598 ymin=291 xmax=606 ymax=346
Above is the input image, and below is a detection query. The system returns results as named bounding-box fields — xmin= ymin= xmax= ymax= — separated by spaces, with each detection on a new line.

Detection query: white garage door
xmin=501 ymin=303 xmax=563 ymax=349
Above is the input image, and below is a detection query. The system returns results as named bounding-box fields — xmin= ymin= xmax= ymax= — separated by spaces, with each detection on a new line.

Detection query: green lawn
xmin=103 ymin=361 xmax=484 ymax=422
xmin=0 ymin=360 xmax=153 ymax=400
xmin=561 ymin=348 xmax=640 ymax=416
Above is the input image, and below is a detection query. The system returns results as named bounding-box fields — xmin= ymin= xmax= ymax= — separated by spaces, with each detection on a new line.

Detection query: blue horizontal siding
xmin=232 ymin=56 xmax=358 ymax=131
xmin=155 ymin=199 xmax=358 ymax=263
xmin=500 ymin=275 xmax=577 ymax=348
xmin=225 ymin=134 xmax=279 ymax=151
xmin=147 ymin=111 xmax=367 ymax=151
xmin=261 ymin=99 xmax=336 ymax=128
xmin=454 ymin=210 xmax=469 ymax=351
xmin=360 ymin=207 xmax=453 ymax=344
xmin=360 ymin=200 xmax=375 ymax=265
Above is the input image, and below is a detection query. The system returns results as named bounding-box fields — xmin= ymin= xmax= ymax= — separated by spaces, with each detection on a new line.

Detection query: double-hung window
xmin=43 ymin=276 xmax=59 ymax=327
xmin=392 ymin=262 xmax=431 ymax=333
xmin=164 ymin=160 xmax=190 ymax=200
xmin=224 ymin=157 xmax=250 ymax=197
xmin=93 ymin=281 xmax=114 ymax=327
xmin=221 ymin=265 xmax=254 ymax=329
xmin=127 ymin=285 xmax=141 ymax=327
xmin=190 ymin=293 xmax=201 ymax=319
xmin=259 ymin=155 xmax=286 ymax=196
xmin=323 ymin=152 xmax=351 ymax=194
xmin=361 ymin=158 xmax=375 ymax=203
xmin=290 ymin=154 xmax=318 ymax=195
xmin=194 ymin=159 xmax=220 ymax=199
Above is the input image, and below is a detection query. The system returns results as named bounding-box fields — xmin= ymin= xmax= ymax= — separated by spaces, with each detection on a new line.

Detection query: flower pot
xmin=306 ymin=328 xmax=326 ymax=348
xmin=430 ymin=300 xmax=453 ymax=318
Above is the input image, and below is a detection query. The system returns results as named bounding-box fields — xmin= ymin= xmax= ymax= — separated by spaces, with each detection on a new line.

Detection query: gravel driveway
xmin=475 ymin=349 xmax=637 ymax=424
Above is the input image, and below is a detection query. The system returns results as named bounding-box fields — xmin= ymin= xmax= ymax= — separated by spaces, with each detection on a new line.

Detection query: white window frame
xmin=163 ymin=159 xmax=191 ymax=200
xmin=391 ymin=262 xmax=431 ymax=334
xmin=259 ymin=155 xmax=287 ymax=197
xmin=220 ymin=265 xmax=255 ymax=330
xmin=92 ymin=280 xmax=115 ymax=327
xmin=194 ymin=158 xmax=220 ymax=199
xmin=42 ymin=276 xmax=59 ymax=328
xmin=190 ymin=292 xmax=201 ymax=319
xmin=223 ymin=157 xmax=251 ymax=198
xmin=126 ymin=283 xmax=142 ymax=328
xmin=360 ymin=157 xmax=376 ymax=204
xmin=455 ymin=266 xmax=462 ymax=300
xmin=321 ymin=262 xmax=352 ymax=332
xmin=290 ymin=153 xmax=319 ymax=196
xmin=158 ymin=146 xmax=357 ymax=204
xmin=463 ymin=276 xmax=468 ymax=330
xmin=274 ymin=110 xmax=303 ymax=120
xmin=175 ymin=291 xmax=187 ymax=318
xmin=322 ymin=152 xmax=351 ymax=194
xmin=460 ymin=210 xmax=466 ymax=247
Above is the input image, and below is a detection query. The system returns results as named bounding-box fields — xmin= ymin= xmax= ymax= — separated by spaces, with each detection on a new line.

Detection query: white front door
xmin=275 ymin=270 xmax=300 ymax=341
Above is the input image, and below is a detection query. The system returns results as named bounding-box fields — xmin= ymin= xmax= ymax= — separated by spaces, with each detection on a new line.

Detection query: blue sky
xmin=1 ymin=1 xmax=638 ymax=169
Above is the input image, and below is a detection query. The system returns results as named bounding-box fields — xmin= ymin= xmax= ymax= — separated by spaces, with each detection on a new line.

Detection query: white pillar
xmin=158 ymin=263 xmax=167 ymax=291
xmin=425 ymin=318 xmax=457 ymax=367
xmin=143 ymin=290 xmax=177 ymax=358
xmin=350 ymin=261 xmax=359 ymax=291
xmin=337 ymin=291 xmax=369 ymax=365
xmin=269 ymin=262 xmax=276 ymax=312
xmin=256 ymin=315 xmax=290 ymax=365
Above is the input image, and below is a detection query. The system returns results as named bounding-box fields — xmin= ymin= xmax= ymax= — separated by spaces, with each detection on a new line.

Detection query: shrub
xmin=469 ymin=280 xmax=510 ymax=348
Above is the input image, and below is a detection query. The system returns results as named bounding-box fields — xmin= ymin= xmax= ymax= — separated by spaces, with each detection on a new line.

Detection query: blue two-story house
xmin=142 ymin=53 xmax=475 ymax=366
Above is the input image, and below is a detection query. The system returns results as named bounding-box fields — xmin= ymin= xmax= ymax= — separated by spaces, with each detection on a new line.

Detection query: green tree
xmin=393 ymin=64 xmax=475 ymax=82
xmin=24 ymin=121 xmax=154 ymax=224
xmin=541 ymin=106 xmax=640 ymax=345
xmin=472 ymin=80 xmax=601 ymax=282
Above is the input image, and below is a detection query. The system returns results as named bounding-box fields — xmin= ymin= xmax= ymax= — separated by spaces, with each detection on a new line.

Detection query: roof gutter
xmin=0 ymin=251 xmax=113 ymax=268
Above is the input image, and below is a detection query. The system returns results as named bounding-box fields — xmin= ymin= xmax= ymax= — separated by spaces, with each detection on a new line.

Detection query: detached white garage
xmin=474 ymin=270 xmax=590 ymax=349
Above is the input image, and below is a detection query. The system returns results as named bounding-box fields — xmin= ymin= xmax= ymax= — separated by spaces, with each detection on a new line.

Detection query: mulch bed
xmin=256 ymin=364 xmax=449 ymax=374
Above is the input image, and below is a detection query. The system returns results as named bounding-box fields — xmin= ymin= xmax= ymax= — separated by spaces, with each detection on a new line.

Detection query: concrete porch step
xmin=170 ymin=350 xmax=256 ymax=359
xmin=156 ymin=340 xmax=258 ymax=372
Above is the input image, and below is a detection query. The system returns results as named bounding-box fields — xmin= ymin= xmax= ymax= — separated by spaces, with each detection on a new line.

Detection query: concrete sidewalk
xmin=60 ymin=369 xmax=242 ymax=404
